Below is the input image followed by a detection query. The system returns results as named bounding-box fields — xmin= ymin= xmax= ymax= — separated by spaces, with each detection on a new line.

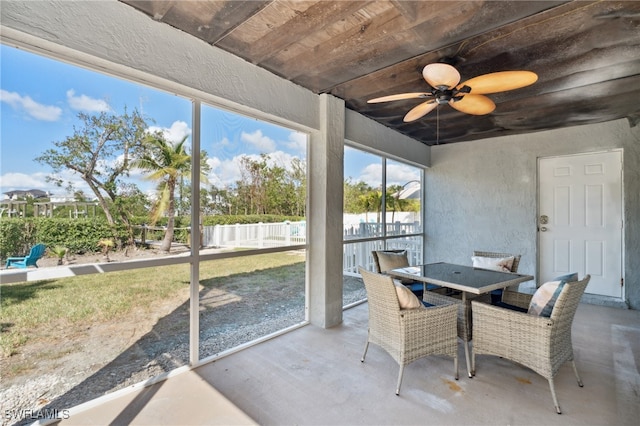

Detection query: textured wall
xmin=345 ymin=109 xmax=430 ymax=168
xmin=425 ymin=119 xmax=640 ymax=309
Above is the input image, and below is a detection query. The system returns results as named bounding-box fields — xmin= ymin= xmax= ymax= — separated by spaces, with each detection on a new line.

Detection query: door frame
xmin=536 ymin=149 xmax=625 ymax=299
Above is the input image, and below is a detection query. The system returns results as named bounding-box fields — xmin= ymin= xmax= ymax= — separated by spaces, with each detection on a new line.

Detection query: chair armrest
xmin=401 ymin=304 xmax=458 ymax=341
xmin=423 ymin=291 xmax=472 ymax=341
xmin=400 ymin=304 xmax=458 ymax=337
xmin=501 ymin=289 xmax=533 ymax=309
xmin=401 ymin=303 xmax=458 ymax=324
xmin=6 ymin=256 xmax=25 ymax=261
xmin=472 ymin=300 xmax=553 ymax=340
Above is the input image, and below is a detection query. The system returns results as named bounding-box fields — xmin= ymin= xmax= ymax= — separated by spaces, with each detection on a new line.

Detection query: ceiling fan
xmin=368 ymin=63 xmax=538 ymax=122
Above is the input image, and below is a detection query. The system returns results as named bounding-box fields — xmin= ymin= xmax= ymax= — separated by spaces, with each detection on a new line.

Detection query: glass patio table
xmin=388 ymin=262 xmax=534 ymax=303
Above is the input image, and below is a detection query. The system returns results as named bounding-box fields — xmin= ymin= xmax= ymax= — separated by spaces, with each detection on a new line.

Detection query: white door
xmin=538 ymin=151 xmax=623 ymax=298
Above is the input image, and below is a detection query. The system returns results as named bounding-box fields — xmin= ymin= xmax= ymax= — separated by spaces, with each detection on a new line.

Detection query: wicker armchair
xmin=358 ymin=268 xmax=459 ymax=395
xmin=473 ymin=250 xmax=521 ymax=273
xmin=473 ymin=250 xmax=522 ymax=303
xmin=471 ymin=275 xmax=591 ymax=414
xmin=371 ymin=249 xmax=437 ymax=297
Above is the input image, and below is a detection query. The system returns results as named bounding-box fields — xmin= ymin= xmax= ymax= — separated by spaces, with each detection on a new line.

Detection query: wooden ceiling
xmin=120 ymin=1 xmax=640 ymax=145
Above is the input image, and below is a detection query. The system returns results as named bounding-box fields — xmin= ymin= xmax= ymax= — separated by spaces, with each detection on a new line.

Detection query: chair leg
xmin=463 ymin=340 xmax=473 ymax=377
xmin=571 ymin=360 xmax=584 ymax=387
xmin=454 ymin=353 xmax=459 ymax=381
xmin=396 ymin=364 xmax=405 ymax=395
xmin=548 ymin=378 xmax=562 ymax=414
xmin=471 ymin=348 xmax=475 ymax=378
xmin=361 ymin=340 xmax=369 ymax=362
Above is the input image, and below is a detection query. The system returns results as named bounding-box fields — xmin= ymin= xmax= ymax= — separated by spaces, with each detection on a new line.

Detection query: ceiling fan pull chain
xmin=436 ymin=107 xmax=440 ymax=145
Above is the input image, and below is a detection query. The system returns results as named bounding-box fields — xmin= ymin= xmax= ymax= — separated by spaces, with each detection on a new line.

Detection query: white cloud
xmin=0 ymin=172 xmax=52 ymax=191
xmin=0 ymin=89 xmax=62 ymax=121
xmin=66 ymin=89 xmax=111 ymax=112
xmin=148 ymin=120 xmax=192 ymax=144
xmin=358 ymin=163 xmax=383 ymax=188
xmin=0 ymin=170 xmax=90 ymax=199
xmin=350 ymin=161 xmax=420 ymax=188
xmin=284 ymin=131 xmax=307 ymax=154
xmin=206 ymin=150 xmax=303 ymax=188
xmin=0 ymin=169 xmax=155 ymax=202
xmin=206 ymin=156 xmax=242 ymax=188
xmin=241 ymin=129 xmax=276 ymax=152
xmin=386 ymin=163 xmax=420 ymax=187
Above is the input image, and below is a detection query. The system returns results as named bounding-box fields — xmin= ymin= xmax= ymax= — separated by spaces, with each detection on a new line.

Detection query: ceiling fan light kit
xmin=368 ymin=63 xmax=537 ymax=122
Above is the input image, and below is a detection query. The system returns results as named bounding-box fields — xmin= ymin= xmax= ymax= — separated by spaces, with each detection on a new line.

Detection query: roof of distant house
xmin=4 ymin=189 xmax=49 ymax=199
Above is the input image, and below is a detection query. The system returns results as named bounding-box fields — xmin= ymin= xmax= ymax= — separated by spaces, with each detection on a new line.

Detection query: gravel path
xmin=1 ymin=274 xmax=365 ymax=426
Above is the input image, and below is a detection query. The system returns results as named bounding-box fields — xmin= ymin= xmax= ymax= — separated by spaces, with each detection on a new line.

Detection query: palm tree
xmin=134 ymin=134 xmax=190 ymax=252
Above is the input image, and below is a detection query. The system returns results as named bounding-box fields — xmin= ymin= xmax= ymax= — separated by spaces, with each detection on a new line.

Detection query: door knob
xmin=540 ymin=226 xmax=548 ymax=232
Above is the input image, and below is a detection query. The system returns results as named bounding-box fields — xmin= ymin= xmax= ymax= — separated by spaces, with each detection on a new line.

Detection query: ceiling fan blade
xmin=367 ymin=92 xmax=432 ymax=103
xmin=422 ymin=63 xmax=460 ymax=89
xmin=449 ymin=94 xmax=496 ymax=115
xmin=404 ymin=100 xmax=438 ymax=122
xmin=458 ymin=71 xmax=538 ymax=94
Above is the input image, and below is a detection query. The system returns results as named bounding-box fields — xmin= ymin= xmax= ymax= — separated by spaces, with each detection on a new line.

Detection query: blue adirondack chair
xmin=5 ymin=243 xmax=47 ymax=269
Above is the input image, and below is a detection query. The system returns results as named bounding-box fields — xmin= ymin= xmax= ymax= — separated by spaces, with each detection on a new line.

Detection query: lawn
xmin=0 ymin=252 xmax=307 ymax=359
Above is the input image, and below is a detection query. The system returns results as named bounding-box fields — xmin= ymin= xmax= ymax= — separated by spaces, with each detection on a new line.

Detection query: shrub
xmin=0 ymin=219 xmax=29 ymax=259
xmin=0 ymin=218 xmax=128 ymax=259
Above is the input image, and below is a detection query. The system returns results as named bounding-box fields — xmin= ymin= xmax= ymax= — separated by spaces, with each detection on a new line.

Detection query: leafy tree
xmin=344 ymin=179 xmax=374 ymax=214
xmin=204 ymin=185 xmax=234 ymax=215
xmin=134 ymin=134 xmax=191 ymax=252
xmin=289 ymin=157 xmax=306 ymax=217
xmin=35 ymin=109 xmax=148 ymax=245
xmin=112 ymin=183 xmax=150 ymax=218
xmin=175 ymin=150 xmax=212 ymax=216
xmin=232 ymin=154 xmax=306 ymax=217
xmin=237 ymin=154 xmax=268 ymax=215
xmin=360 ymin=189 xmax=383 ymax=222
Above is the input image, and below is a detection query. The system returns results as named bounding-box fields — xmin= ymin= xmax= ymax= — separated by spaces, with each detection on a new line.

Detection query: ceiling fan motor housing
xmin=434 ymin=89 xmax=453 ymax=104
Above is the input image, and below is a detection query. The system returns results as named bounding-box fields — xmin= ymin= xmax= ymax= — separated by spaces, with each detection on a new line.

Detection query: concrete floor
xmin=61 ymin=302 xmax=640 ymax=425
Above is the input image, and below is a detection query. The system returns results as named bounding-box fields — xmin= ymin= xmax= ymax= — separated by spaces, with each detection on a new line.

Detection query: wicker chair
xmin=473 ymin=250 xmax=522 ymax=303
xmin=471 ymin=275 xmax=591 ymax=414
xmin=358 ymin=268 xmax=459 ymax=395
xmin=371 ymin=249 xmax=442 ymax=298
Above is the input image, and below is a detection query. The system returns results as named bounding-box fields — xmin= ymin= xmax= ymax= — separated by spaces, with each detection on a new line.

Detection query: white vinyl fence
xmin=203 ymin=221 xmax=306 ymax=249
xmin=201 ymin=220 xmax=421 ymax=275
xmin=342 ymin=238 xmax=422 ymax=276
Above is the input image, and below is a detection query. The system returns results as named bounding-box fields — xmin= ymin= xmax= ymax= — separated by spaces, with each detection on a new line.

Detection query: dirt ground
xmin=34 ymin=244 xmax=187 ymax=268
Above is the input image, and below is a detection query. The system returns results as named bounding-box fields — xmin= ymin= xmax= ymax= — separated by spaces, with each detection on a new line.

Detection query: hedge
xmin=0 ymin=214 xmax=304 ymax=260
xmin=0 ymin=218 xmax=126 ymax=260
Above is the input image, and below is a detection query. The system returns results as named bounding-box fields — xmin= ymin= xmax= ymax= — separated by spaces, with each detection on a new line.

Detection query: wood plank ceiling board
xmin=120 ymin=0 xmax=640 ymax=145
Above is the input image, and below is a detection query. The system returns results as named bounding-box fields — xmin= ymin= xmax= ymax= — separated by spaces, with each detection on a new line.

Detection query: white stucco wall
xmin=425 ymin=119 xmax=640 ymax=308
xmin=345 ymin=109 xmax=430 ymax=168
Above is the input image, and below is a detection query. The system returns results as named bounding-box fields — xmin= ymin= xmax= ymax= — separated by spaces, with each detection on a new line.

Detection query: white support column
xmin=308 ymin=94 xmax=345 ymax=328
xmin=189 ymin=100 xmax=201 ymax=365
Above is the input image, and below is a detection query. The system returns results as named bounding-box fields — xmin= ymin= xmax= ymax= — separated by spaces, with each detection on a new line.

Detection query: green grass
xmin=0 ymin=252 xmax=305 ymax=358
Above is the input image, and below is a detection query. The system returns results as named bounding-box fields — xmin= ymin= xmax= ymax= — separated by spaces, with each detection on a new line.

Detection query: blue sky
xmin=0 ymin=44 xmax=418 ymax=200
